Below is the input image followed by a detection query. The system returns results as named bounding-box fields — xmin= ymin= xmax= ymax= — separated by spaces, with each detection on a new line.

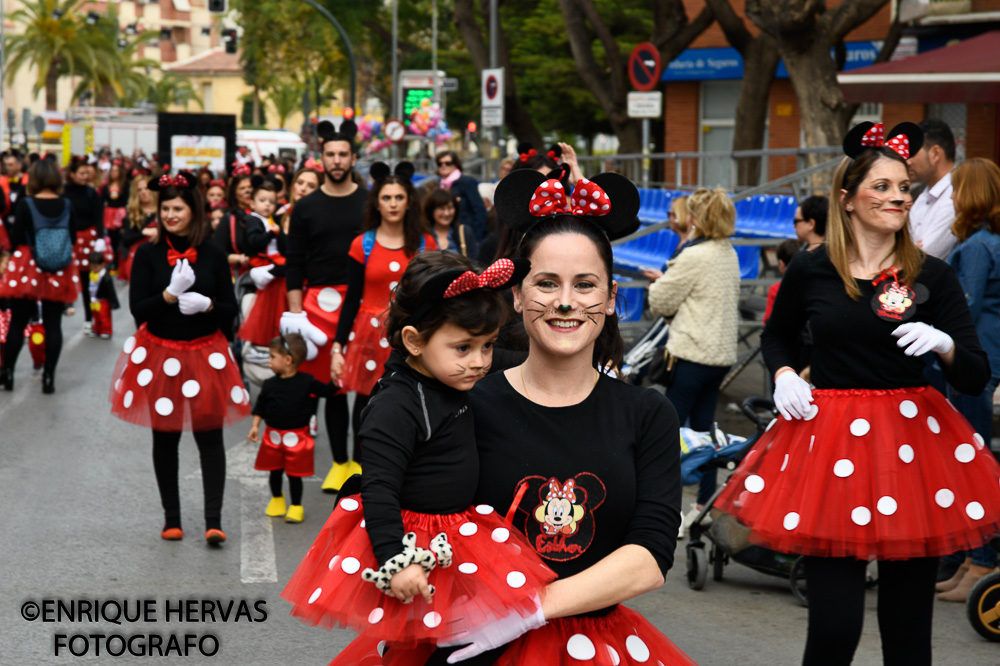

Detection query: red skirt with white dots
xmin=339 ymin=305 xmax=391 ymax=396
xmin=281 ymin=496 xmax=556 ymax=645
xmin=715 ymin=386 xmax=1000 ymax=560
xmin=298 ymin=285 xmax=348 ymax=384
xmin=325 ymin=605 xmax=698 ymax=666
xmin=0 ymin=246 xmax=81 ymax=303
xmin=238 ymin=277 xmax=287 ymax=346
xmin=109 ymin=323 xmax=251 ymax=432
xmin=74 ymin=227 xmax=115 ymax=269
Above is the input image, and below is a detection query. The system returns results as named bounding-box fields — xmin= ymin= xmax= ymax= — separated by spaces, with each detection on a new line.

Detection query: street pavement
xmin=1 ymin=295 xmax=997 ymax=664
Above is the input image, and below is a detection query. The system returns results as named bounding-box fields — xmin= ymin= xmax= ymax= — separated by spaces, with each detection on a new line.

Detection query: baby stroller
xmin=966 ymin=538 xmax=1000 ymax=641
xmin=620 ymin=317 xmax=669 ymax=384
xmin=234 ymin=271 xmax=272 ymax=387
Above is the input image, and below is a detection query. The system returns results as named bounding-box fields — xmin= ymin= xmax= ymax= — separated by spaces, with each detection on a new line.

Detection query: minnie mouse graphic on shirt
xmin=511 ymin=473 xmax=607 ymax=562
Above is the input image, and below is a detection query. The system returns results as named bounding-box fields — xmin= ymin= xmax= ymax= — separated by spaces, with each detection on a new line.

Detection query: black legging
xmin=152 ymin=429 xmax=226 ymax=531
xmin=803 ymin=556 xmax=937 ymax=666
xmin=107 ymin=228 xmax=122 ymax=270
xmin=78 ymin=268 xmax=92 ymax=322
xmin=269 ymin=470 xmax=303 ymax=505
xmin=324 ymin=393 xmax=370 ymax=464
xmin=2 ymin=299 xmax=63 ymax=372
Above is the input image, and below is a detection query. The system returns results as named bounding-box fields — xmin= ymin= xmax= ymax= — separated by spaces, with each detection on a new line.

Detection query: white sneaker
xmin=678 ymin=503 xmax=703 ymax=540
xmin=83 ymin=322 xmax=92 ymax=332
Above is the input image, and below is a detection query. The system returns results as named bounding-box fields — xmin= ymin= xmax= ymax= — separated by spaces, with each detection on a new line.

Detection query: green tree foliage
xmin=146 ymin=74 xmax=203 ymax=112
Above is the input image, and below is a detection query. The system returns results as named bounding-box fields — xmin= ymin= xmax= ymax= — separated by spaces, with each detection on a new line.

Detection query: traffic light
xmin=222 ymin=29 xmax=237 ymax=54
xmin=343 ymin=107 xmax=355 ymax=120
xmin=467 ymin=121 xmax=477 ymax=134
xmin=208 ymin=0 xmax=228 ymax=13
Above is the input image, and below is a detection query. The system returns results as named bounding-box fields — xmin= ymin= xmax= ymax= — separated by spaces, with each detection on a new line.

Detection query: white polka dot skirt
xmin=715 ymin=387 xmax=1000 ymax=560
xmin=0 ymin=246 xmax=81 ymax=304
xmin=327 ymin=604 xmax=698 ymax=665
xmin=237 ymin=276 xmax=288 ymax=346
xmin=295 ymin=285 xmax=348 ymax=384
xmin=281 ymin=499 xmax=557 ymax=645
xmin=338 ymin=305 xmax=392 ymax=396
xmin=109 ymin=324 xmax=251 ymax=432
xmin=74 ymin=227 xmax=115 ymax=268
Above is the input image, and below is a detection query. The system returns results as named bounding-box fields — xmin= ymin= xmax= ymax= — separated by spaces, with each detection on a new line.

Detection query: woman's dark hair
xmin=362 ymin=176 xmax=426 ymax=257
xmin=154 ymin=180 xmax=208 ymax=247
xmin=227 ymin=174 xmax=252 ymax=209
xmin=516 ymin=216 xmax=624 ymax=370
xmin=436 ymin=150 xmax=463 ymax=171
xmin=423 ymin=188 xmax=460 ymax=229
xmin=26 ymin=157 xmax=63 ymax=195
xmin=799 ymin=195 xmax=829 ymax=236
xmin=66 ymin=157 xmax=89 ymax=175
xmin=384 ymin=251 xmax=508 ymax=355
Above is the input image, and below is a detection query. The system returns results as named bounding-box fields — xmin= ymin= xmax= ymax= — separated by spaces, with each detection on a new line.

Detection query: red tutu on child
xmin=298 ymin=285 xmax=348 ymax=384
xmin=255 ymin=425 xmax=314 ymax=477
xmin=74 ymin=227 xmax=114 ymax=268
xmin=0 ymin=247 xmax=81 ymax=303
xmin=109 ymin=323 xmax=251 ymax=432
xmin=339 ymin=304 xmax=391 ymax=395
xmin=238 ymin=277 xmax=287 ymax=346
xmin=715 ymin=386 xmax=1000 ymax=560
xmin=282 ymin=496 xmax=556 ymax=645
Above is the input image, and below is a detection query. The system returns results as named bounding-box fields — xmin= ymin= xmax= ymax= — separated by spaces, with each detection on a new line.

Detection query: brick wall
xmin=882 ymin=103 xmax=926 ymax=129
xmin=966 ymin=103 xmax=998 ymax=161
xmin=662 ymin=82 xmax=700 ymax=184
xmin=767 ymin=80 xmax=802 ymax=180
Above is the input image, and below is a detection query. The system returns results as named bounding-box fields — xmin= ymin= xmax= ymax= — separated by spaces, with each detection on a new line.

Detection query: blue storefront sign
xmin=662 ymin=42 xmax=884 ymax=81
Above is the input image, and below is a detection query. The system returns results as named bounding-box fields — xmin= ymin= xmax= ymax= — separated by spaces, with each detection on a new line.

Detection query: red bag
xmin=103 ymin=207 xmax=127 ymax=230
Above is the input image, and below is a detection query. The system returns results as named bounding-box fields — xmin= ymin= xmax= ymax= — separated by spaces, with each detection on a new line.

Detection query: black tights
xmin=3 ymin=299 xmax=63 ymax=372
xmin=152 ymin=429 xmax=226 ymax=531
xmin=324 ymin=393 xmax=369 ymax=464
xmin=78 ymin=269 xmax=92 ymax=322
xmin=269 ymin=470 xmax=303 ymax=505
xmin=803 ymin=556 xmax=937 ymax=666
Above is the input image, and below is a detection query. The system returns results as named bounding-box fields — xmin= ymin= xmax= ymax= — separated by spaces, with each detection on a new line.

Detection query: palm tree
xmin=6 ymin=0 xmax=118 ymax=110
xmin=268 ymin=79 xmax=304 ymax=129
xmin=71 ymin=4 xmax=160 ymax=107
xmin=145 ymin=74 xmax=203 ymax=112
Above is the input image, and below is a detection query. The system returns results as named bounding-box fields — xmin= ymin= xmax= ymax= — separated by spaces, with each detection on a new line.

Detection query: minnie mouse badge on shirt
xmin=870 ymin=267 xmax=928 ymax=322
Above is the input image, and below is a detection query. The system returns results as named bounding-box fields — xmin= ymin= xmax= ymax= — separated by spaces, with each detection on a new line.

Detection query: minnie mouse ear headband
xmin=843 ymin=122 xmax=923 ymax=161
xmin=369 ymin=161 xmax=415 ymax=184
xmin=231 ymin=163 xmax=252 ymax=177
xmin=408 ymin=257 xmax=531 ymax=325
xmin=148 ymin=170 xmax=198 ymax=192
xmin=516 ymin=142 xmax=562 ymax=164
xmin=316 ymin=119 xmax=359 ymax=146
xmin=494 ymin=169 xmax=640 ymax=241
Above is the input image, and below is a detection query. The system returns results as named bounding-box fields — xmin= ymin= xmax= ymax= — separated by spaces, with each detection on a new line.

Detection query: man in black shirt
xmin=282 ymin=121 xmax=367 ymax=493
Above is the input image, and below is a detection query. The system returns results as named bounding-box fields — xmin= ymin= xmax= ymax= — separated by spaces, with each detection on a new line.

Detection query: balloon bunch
xmin=407 ymin=98 xmax=454 ymax=147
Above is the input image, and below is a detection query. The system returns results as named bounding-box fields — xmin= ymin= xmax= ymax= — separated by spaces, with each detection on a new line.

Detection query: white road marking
xmin=240 ymin=476 xmax=279 ymax=584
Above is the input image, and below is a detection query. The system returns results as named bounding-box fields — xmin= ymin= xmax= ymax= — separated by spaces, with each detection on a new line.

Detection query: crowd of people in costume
xmin=1 ymin=113 xmax=999 ymax=665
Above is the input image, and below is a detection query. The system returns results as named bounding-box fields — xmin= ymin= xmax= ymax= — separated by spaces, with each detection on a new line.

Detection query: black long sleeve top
xmin=333 ymin=259 xmax=365 ymax=345
xmin=8 ymin=197 xmax=78 ymax=248
xmin=129 ymin=232 xmax=238 ymax=341
xmin=101 ymin=181 xmax=129 ymax=208
xmin=470 ymin=373 xmax=681 ymax=587
xmin=64 ymin=183 xmax=104 ymax=236
xmin=359 ymin=352 xmax=478 ymax=565
xmin=252 ymin=371 xmax=337 ymax=430
xmin=212 ymin=209 xmax=269 ymax=257
xmin=121 ymin=214 xmax=157 ymax=249
xmin=284 ymin=187 xmax=367 ymax=291
xmin=763 ymin=246 xmax=989 ymax=395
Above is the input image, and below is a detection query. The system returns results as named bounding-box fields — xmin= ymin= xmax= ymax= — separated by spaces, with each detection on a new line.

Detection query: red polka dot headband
xmin=409 ymin=257 xmax=531 ymax=325
xmin=148 ymin=170 xmax=198 ymax=193
xmin=231 ymin=163 xmax=252 ymax=177
xmin=844 ymin=121 xmax=923 ymax=161
xmin=530 ymin=178 xmax=611 ymax=218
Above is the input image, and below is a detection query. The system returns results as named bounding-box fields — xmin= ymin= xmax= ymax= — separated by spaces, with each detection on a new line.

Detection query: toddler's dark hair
xmin=777 ymin=238 xmax=801 ymax=266
xmin=269 ymin=333 xmax=307 ymax=366
xmin=88 ymin=251 xmax=105 ymax=266
xmin=384 ymin=251 xmax=508 ymax=354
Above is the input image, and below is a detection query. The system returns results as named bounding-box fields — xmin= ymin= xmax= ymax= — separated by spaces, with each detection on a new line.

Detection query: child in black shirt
xmin=249 ymin=333 xmax=336 ymax=523
xmin=86 ymin=251 xmax=119 ymax=339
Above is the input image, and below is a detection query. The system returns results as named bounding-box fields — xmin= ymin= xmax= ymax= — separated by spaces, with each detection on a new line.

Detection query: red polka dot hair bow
xmin=303 ymin=157 xmax=322 ymax=171
xmin=268 ymin=164 xmax=286 ymax=175
xmin=208 ymin=179 xmax=226 ymax=188
xmin=546 ymin=478 xmax=577 ymax=502
xmin=530 ymin=178 xmax=610 ymax=217
xmin=157 ymin=173 xmax=190 ymax=188
xmin=519 ymin=148 xmax=537 ymax=163
xmin=409 ymin=257 xmax=531 ymax=324
xmin=443 ymin=258 xmax=518 ymax=298
xmin=231 ymin=163 xmax=252 ymax=177
xmin=844 ymin=121 xmax=924 ymax=161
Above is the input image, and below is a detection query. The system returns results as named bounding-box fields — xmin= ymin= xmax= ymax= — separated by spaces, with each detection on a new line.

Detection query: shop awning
xmin=838 ymin=31 xmax=1000 ymax=103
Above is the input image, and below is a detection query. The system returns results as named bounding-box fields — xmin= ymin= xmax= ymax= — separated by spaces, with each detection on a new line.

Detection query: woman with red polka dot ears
xmin=328 ymin=161 xmax=437 ymax=478
xmin=715 ymin=122 xmax=1000 ymax=665
xmin=109 ymin=171 xmax=249 ymax=545
xmin=282 ymin=250 xmax=555 ymax=656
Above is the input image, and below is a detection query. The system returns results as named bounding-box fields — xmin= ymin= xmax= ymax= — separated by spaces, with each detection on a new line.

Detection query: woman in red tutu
xmin=64 ymin=156 xmax=108 ymax=327
xmin=118 ymin=174 xmax=157 ymax=283
xmin=283 ymin=250 xmax=555 ymax=652
xmin=0 ymin=157 xmax=82 ymax=394
xmin=109 ymin=171 xmax=249 ymax=544
xmin=714 ymin=122 xmax=1000 ymax=665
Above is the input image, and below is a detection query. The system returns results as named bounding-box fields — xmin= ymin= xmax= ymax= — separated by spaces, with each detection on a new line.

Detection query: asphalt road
xmin=0 ymin=296 xmax=997 ymax=665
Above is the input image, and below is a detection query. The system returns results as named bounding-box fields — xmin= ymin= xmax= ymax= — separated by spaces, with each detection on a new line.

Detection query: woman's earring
xmin=607 ymin=307 xmax=614 ymax=314
xmin=846 ymin=205 xmax=854 ymax=211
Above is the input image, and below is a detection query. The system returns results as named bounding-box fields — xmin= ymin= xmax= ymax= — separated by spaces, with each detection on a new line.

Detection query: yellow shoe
xmin=265 ymin=495 xmax=287 ymax=517
xmin=322 ymin=462 xmax=352 ymax=493
xmin=285 ymin=505 xmax=304 ymax=523
xmin=347 ymin=459 xmax=363 ymax=478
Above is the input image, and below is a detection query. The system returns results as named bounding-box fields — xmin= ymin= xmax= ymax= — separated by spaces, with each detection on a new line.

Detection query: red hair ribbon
xmin=112 ymin=159 xmax=123 ymax=166
xmin=442 ymin=258 xmax=517 ymax=299
xmin=860 ymin=123 xmax=912 ymax=160
xmin=165 ymin=237 xmax=197 ymax=267
xmin=161 ymin=164 xmax=171 ymax=173
xmin=158 ymin=174 xmax=190 ymax=188
xmin=231 ymin=163 xmax=252 ymax=177
xmin=303 ymin=157 xmax=322 ymax=171
xmin=519 ymin=148 xmax=537 ymax=163
xmin=529 ymin=178 xmax=611 ymax=217
xmin=208 ymin=179 xmax=226 ymax=188
xmin=545 ymin=478 xmax=577 ymax=502
xmin=268 ymin=164 xmax=286 ymax=175
xmin=546 ymin=150 xmax=560 ymax=163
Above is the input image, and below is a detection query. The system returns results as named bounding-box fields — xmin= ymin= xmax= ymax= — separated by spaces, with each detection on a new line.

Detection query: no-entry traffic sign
xmin=629 ymin=42 xmax=662 ymax=92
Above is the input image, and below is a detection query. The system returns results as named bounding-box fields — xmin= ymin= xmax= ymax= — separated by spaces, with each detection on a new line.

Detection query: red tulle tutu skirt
xmin=327 ymin=605 xmax=698 ymax=666
xmin=298 ymin=285 xmax=347 ymax=384
xmin=282 ymin=497 xmax=556 ymax=645
xmin=715 ymin=386 xmax=1000 ymax=560
xmin=238 ymin=277 xmax=287 ymax=346
xmin=109 ymin=323 xmax=251 ymax=432
xmin=74 ymin=227 xmax=114 ymax=269
xmin=118 ymin=239 xmax=149 ymax=283
xmin=339 ymin=305 xmax=391 ymax=396
xmin=0 ymin=246 xmax=81 ymax=303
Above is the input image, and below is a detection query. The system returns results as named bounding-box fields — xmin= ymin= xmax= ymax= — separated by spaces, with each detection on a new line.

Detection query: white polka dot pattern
xmin=131 ymin=347 xmax=147 ymax=364
xmin=341 ymin=557 xmax=361 ymax=574
xmin=927 ymin=416 xmax=941 ymax=434
xmin=283 ymin=432 xmax=299 ymax=447
xmin=422 ymin=611 xmax=442 ymax=628
xmin=506 ymin=571 xmax=526 ymax=588
xmin=208 ymin=352 xmax=227 ymax=370
xmin=365 ymin=360 xmax=377 ymax=372
xmin=566 ymin=635 xmax=596 ymax=660
xmin=308 ymin=588 xmax=322 ymax=604
xmin=783 ymin=512 xmax=800 ymax=530
xmin=935 ymin=489 xmax=955 ymax=508
xmin=876 ymin=496 xmax=897 ymax=516
xmin=967 ymin=501 xmax=985 ymax=520
xmin=899 ymin=400 xmax=918 ymax=418
xmin=181 ymin=380 xmax=200 ymax=398
xmin=270 ymin=430 xmax=281 ymax=445
xmin=368 ymin=608 xmax=383 ymax=624
xmin=458 ymin=522 xmax=477 ymax=536
xmin=898 ymin=444 xmax=914 ymax=463
xmin=744 ymin=475 xmax=764 ymax=493
xmin=458 ymin=563 xmax=478 ymax=574
xmin=491 ymin=527 xmax=510 ymax=543
xmin=475 ymin=505 xmax=494 ymax=515
xmin=163 ymin=358 xmax=181 ymax=376
xmin=340 ymin=498 xmax=359 ymax=512
xmin=137 ymin=369 xmax=154 ymax=387
xmin=626 ymin=635 xmax=651 ymax=662
xmin=155 ymin=398 xmax=174 ymax=416
xmin=955 ymin=443 xmax=976 ymax=463
xmin=849 ymin=419 xmax=870 ymax=436
xmin=851 ymin=506 xmax=871 ymax=526
xmin=833 ymin=459 xmax=854 ymax=478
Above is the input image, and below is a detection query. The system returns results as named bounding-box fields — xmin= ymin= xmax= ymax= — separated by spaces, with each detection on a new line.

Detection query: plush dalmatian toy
xmin=362 ymin=532 xmax=453 ymax=594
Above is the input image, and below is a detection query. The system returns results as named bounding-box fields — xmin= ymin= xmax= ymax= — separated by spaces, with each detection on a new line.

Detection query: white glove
xmin=440 ymin=595 xmax=545 ymax=663
xmin=892 ymin=322 xmax=954 ymax=357
xmin=94 ymin=238 xmax=107 ymax=254
xmin=249 ymin=265 xmax=275 ymax=290
xmin=165 ymin=259 xmax=196 ymax=297
xmin=280 ymin=311 xmax=328 ymax=361
xmin=773 ymin=369 xmax=813 ymax=421
xmin=177 ymin=291 xmax=212 ymax=315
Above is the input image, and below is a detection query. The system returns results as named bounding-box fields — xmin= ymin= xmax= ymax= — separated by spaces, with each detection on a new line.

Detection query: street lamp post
xmin=299 ymin=0 xmax=356 ymax=112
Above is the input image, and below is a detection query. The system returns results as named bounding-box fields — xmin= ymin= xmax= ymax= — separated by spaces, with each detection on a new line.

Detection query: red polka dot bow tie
xmin=443 ymin=258 xmax=517 ymax=298
xmin=860 ymin=123 xmax=912 ymax=159
xmin=158 ymin=174 xmax=190 ymax=188
xmin=530 ymin=178 xmax=611 ymax=218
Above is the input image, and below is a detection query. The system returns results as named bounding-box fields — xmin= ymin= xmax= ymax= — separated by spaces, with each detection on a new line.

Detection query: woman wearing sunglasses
xmin=434 ymin=151 xmax=488 ymax=243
